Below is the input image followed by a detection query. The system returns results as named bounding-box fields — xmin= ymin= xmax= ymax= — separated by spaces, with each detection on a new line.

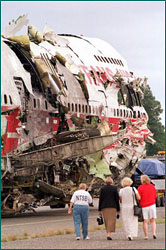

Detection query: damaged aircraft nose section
xmin=1 ymin=15 xmax=155 ymax=215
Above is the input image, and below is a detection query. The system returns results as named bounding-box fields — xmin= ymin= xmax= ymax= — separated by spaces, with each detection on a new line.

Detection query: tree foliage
xmin=142 ymin=85 xmax=165 ymax=156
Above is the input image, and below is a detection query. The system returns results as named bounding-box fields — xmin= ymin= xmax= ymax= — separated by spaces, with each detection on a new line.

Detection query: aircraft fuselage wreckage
xmin=1 ymin=15 xmax=155 ymax=215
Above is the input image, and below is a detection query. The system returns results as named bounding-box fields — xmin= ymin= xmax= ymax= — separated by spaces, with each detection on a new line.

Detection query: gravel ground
xmin=1 ymin=223 xmax=165 ymax=249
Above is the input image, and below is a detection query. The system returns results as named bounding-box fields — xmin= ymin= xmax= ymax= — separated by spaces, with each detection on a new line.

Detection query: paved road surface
xmin=1 ymin=200 xmax=165 ymax=237
xmin=1 ymin=201 xmax=165 ymax=249
xmin=1 ymin=223 xmax=165 ymax=249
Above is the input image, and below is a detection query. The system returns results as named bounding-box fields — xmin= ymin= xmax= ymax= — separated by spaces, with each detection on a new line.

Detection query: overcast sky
xmin=1 ymin=1 xmax=165 ymax=125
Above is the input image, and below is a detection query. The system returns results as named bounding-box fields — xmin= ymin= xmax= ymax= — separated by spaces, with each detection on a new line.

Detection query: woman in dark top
xmin=98 ymin=177 xmax=120 ymax=240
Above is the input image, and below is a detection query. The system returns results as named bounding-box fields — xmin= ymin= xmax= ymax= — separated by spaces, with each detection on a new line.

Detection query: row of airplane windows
xmin=3 ymin=94 xmax=13 ymax=105
xmin=67 ymin=103 xmax=145 ymax=119
xmin=2 ymin=95 xmax=49 ymax=110
xmin=2 ymin=95 xmax=145 ymax=119
xmin=94 ymin=55 xmax=124 ymax=66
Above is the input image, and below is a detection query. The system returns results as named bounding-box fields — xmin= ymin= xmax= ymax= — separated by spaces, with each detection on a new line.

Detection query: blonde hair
xmin=79 ymin=183 xmax=87 ymax=190
xmin=141 ymin=175 xmax=151 ymax=184
xmin=105 ymin=177 xmax=114 ymax=185
xmin=121 ymin=177 xmax=133 ymax=187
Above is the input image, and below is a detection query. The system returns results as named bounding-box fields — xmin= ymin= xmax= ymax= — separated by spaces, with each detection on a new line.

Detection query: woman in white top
xmin=68 ymin=183 xmax=92 ymax=240
xmin=119 ymin=177 xmax=140 ymax=241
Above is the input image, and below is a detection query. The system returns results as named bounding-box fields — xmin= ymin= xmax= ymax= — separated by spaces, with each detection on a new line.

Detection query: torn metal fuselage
xmin=1 ymin=18 xmax=155 ymax=215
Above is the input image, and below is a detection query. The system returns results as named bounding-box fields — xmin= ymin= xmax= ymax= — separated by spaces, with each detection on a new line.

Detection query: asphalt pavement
xmin=1 ymin=223 xmax=165 ymax=249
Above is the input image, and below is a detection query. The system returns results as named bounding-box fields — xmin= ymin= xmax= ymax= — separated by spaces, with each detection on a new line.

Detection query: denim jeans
xmin=73 ymin=205 xmax=89 ymax=239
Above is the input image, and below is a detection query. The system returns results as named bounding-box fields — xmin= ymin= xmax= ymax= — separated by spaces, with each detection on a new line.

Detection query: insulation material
xmin=34 ymin=57 xmax=51 ymax=88
xmin=56 ymin=52 xmax=66 ymax=66
xmin=8 ymin=35 xmax=30 ymax=50
xmin=28 ymin=25 xmax=43 ymax=43
xmin=98 ymin=120 xmax=111 ymax=136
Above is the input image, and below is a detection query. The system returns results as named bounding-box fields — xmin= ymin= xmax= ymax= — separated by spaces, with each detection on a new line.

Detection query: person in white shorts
xmin=138 ymin=175 xmax=157 ymax=240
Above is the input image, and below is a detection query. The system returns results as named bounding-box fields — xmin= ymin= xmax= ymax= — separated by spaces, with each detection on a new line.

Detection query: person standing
xmin=68 ymin=183 xmax=92 ymax=240
xmin=138 ymin=175 xmax=157 ymax=240
xmin=119 ymin=177 xmax=140 ymax=241
xmin=98 ymin=177 xmax=120 ymax=240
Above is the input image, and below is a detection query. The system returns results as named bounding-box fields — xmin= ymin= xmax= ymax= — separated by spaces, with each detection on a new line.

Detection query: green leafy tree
xmin=142 ymin=85 xmax=165 ymax=156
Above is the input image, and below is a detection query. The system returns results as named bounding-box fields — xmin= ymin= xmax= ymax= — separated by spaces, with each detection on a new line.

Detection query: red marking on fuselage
xmin=1 ymin=105 xmax=19 ymax=112
xmin=1 ymin=108 xmax=21 ymax=155
xmin=52 ymin=118 xmax=60 ymax=131
xmin=79 ymin=65 xmax=129 ymax=88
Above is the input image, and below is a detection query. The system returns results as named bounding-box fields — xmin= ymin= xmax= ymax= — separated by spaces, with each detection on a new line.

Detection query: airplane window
xmin=133 ymin=111 xmax=136 ymax=118
xmin=45 ymin=100 xmax=48 ymax=110
xmin=114 ymin=109 xmax=116 ymax=116
xmin=34 ymin=99 xmax=36 ymax=108
xmin=97 ymin=56 xmax=102 ymax=62
xmin=9 ymin=95 xmax=12 ymax=105
xmin=101 ymin=56 xmax=106 ymax=63
xmin=82 ymin=105 xmax=84 ymax=113
xmin=85 ymin=105 xmax=88 ymax=113
xmin=120 ymin=60 xmax=124 ymax=66
xmin=72 ymin=103 xmax=74 ymax=112
xmin=75 ymin=104 xmax=77 ymax=112
xmin=104 ymin=57 xmax=109 ymax=63
xmin=111 ymin=58 xmax=115 ymax=64
xmin=120 ymin=109 xmax=122 ymax=117
xmin=68 ymin=103 xmax=70 ymax=111
xmin=114 ymin=59 xmax=118 ymax=64
xmin=126 ymin=110 xmax=128 ymax=117
xmin=123 ymin=110 xmax=126 ymax=117
xmin=37 ymin=99 xmax=40 ymax=109
xmin=118 ymin=60 xmax=122 ymax=66
xmin=130 ymin=111 xmax=132 ymax=118
xmin=117 ymin=60 xmax=121 ymax=65
xmin=4 ymin=95 xmax=7 ymax=104
xmin=108 ymin=57 xmax=113 ymax=63
xmin=94 ymin=55 xmax=99 ymax=61
xmin=89 ymin=105 xmax=91 ymax=114
xmin=117 ymin=109 xmax=119 ymax=116
xmin=79 ymin=104 xmax=81 ymax=113
xmin=138 ymin=111 xmax=140 ymax=118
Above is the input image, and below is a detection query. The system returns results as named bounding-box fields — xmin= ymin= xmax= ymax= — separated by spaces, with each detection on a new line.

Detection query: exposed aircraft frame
xmin=1 ymin=15 xmax=155 ymax=215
